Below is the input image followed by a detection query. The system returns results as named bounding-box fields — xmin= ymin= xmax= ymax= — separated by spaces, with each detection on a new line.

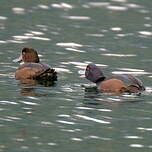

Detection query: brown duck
xmin=14 ymin=48 xmax=57 ymax=81
xmin=85 ymin=64 xmax=145 ymax=94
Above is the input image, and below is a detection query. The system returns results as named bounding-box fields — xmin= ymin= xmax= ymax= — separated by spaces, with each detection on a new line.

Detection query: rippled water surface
xmin=0 ymin=0 xmax=152 ymax=152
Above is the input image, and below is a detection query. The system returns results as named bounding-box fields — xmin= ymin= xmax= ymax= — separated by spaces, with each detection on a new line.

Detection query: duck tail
xmin=124 ymin=74 xmax=145 ymax=91
xmin=38 ymin=68 xmax=57 ymax=81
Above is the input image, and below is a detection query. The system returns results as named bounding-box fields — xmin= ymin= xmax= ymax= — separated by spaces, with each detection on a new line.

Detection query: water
xmin=0 ymin=0 xmax=152 ymax=152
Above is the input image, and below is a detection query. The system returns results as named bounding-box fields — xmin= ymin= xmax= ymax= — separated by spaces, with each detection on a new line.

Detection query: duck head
xmin=85 ymin=64 xmax=105 ymax=83
xmin=13 ymin=48 xmax=40 ymax=63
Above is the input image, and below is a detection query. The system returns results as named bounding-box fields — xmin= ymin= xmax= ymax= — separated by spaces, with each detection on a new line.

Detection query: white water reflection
xmin=129 ymin=144 xmax=144 ymax=148
xmin=85 ymin=135 xmax=111 ymax=141
xmin=13 ymin=36 xmax=30 ymax=40
xmin=65 ymin=48 xmax=85 ymax=53
xmin=107 ymin=5 xmax=128 ymax=11
xmin=0 ymin=101 xmax=18 ymax=105
xmin=68 ymin=62 xmax=88 ymax=66
xmin=116 ymin=68 xmax=145 ymax=72
xmin=56 ymin=42 xmax=83 ymax=48
xmin=86 ymin=33 xmax=104 ymax=37
xmin=0 ymin=16 xmax=7 ymax=20
xmin=144 ymin=24 xmax=152 ymax=27
xmin=138 ymin=9 xmax=150 ymax=14
xmin=55 ymin=67 xmax=71 ymax=73
xmin=41 ymin=121 xmax=53 ymax=126
xmin=112 ymin=68 xmax=149 ymax=75
xmin=31 ymin=36 xmax=50 ymax=41
xmin=57 ymin=120 xmax=76 ymax=125
xmin=6 ymin=116 xmax=21 ymax=120
xmin=12 ymin=138 xmax=24 ymax=142
xmin=98 ymin=109 xmax=112 ymax=112
xmin=58 ymin=114 xmax=70 ymax=118
xmin=112 ymin=71 xmax=150 ymax=75
xmin=28 ymin=31 xmax=44 ymax=35
xmin=19 ymin=100 xmax=39 ymax=106
xmin=116 ymin=33 xmax=134 ymax=37
xmin=36 ymin=25 xmax=48 ymax=31
xmin=138 ymin=31 xmax=152 ymax=36
xmin=87 ymin=2 xmax=110 ymax=8
xmin=51 ymin=3 xmax=73 ymax=9
xmin=107 ymin=97 xmax=121 ymax=102
xmin=61 ymin=129 xmax=82 ymax=133
xmin=62 ymin=16 xmax=91 ymax=20
xmin=12 ymin=8 xmax=26 ymax=14
xmin=75 ymin=114 xmax=110 ymax=124
xmin=47 ymin=142 xmax=57 ymax=146
xmin=7 ymin=40 xmax=25 ymax=44
xmin=0 ymin=73 xmax=14 ymax=78
xmin=85 ymin=0 xmax=144 ymax=11
xmin=148 ymin=145 xmax=152 ymax=148
xmin=0 ymin=118 xmax=14 ymax=122
xmin=0 ymin=40 xmax=7 ymax=44
xmin=37 ymin=5 xmax=49 ymax=9
xmin=102 ymin=53 xmax=136 ymax=57
xmin=145 ymin=87 xmax=152 ymax=94
xmin=137 ymin=127 xmax=152 ymax=131
xmin=111 ymin=0 xmax=127 ymax=2
xmin=111 ymin=27 xmax=122 ymax=31
xmin=71 ymin=138 xmax=83 ymax=141
xmin=125 ymin=3 xmax=143 ymax=8
xmin=76 ymin=107 xmax=93 ymax=110
xmin=124 ymin=136 xmax=143 ymax=139
xmin=76 ymin=107 xmax=112 ymax=112
xmin=27 ymin=96 xmax=39 ymax=100
xmin=12 ymin=34 xmax=50 ymax=42
xmin=61 ymin=61 xmax=108 ymax=70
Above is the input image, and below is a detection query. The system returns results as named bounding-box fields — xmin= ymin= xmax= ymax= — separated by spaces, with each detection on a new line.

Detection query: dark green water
xmin=0 ymin=0 xmax=152 ymax=152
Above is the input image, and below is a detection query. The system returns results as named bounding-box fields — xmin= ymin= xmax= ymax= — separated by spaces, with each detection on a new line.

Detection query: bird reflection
xmin=18 ymin=79 xmax=56 ymax=87
xmin=20 ymin=88 xmax=47 ymax=96
xmin=82 ymin=84 xmax=102 ymax=105
xmin=83 ymin=85 xmax=99 ymax=98
xmin=18 ymin=79 xmax=56 ymax=96
xmin=82 ymin=84 xmax=142 ymax=105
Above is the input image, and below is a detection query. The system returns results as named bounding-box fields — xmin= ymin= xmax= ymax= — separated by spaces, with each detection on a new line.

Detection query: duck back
xmin=110 ymin=74 xmax=145 ymax=91
xmin=15 ymin=62 xmax=57 ymax=81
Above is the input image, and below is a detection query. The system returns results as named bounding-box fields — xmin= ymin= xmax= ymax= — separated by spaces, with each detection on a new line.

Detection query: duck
xmin=13 ymin=48 xmax=57 ymax=81
xmin=85 ymin=64 xmax=145 ymax=94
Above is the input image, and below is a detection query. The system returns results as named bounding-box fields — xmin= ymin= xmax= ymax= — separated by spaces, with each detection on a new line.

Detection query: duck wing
xmin=15 ymin=63 xmax=57 ymax=81
xmin=111 ymin=74 xmax=145 ymax=91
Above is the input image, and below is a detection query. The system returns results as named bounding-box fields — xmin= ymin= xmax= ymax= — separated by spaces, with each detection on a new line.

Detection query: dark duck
xmin=14 ymin=48 xmax=57 ymax=81
xmin=85 ymin=64 xmax=145 ymax=94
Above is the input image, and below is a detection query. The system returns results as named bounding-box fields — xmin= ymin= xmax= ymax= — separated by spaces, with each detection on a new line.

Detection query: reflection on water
xmin=20 ymin=88 xmax=48 ymax=97
xmin=18 ymin=79 xmax=56 ymax=87
xmin=16 ymin=78 xmax=57 ymax=96
xmin=83 ymin=84 xmax=144 ymax=105
xmin=0 ymin=0 xmax=152 ymax=151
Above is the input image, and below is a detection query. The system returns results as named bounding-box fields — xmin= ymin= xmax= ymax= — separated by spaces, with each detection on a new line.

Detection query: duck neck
xmin=95 ymin=77 xmax=105 ymax=86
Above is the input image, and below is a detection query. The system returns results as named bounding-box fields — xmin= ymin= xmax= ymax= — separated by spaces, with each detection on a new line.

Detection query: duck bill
xmin=78 ymin=70 xmax=86 ymax=78
xmin=13 ymin=55 xmax=22 ymax=63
